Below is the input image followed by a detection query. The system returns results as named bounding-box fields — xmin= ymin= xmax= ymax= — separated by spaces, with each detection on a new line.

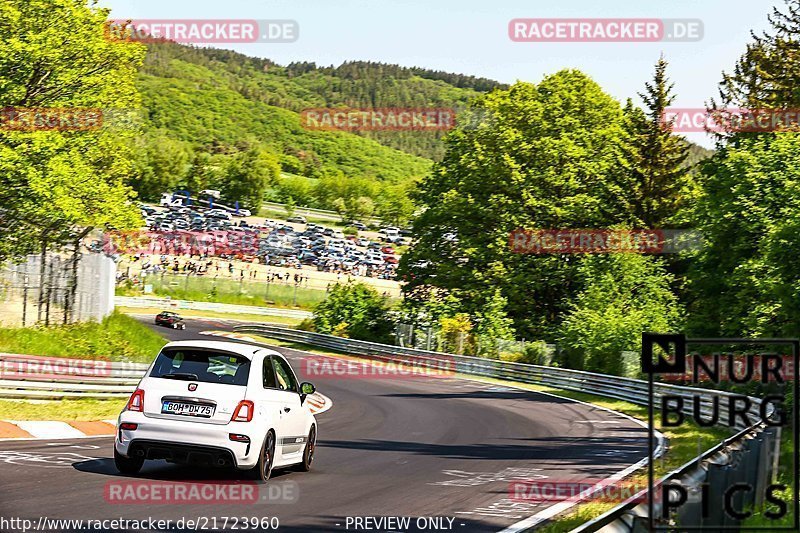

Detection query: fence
xmin=0 ymin=252 xmax=116 ymax=327
xmin=231 ymin=325 xmax=780 ymax=531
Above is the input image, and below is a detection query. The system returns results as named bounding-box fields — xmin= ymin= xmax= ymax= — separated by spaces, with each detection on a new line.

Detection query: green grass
xmin=115 ymin=306 xmax=303 ymax=326
xmin=0 ymin=311 xmax=167 ymax=363
xmin=259 ymin=206 xmax=350 ymax=228
xmin=0 ymin=399 xmax=126 ymax=421
xmin=743 ymin=435 xmax=794 ymax=528
xmin=117 ymin=274 xmax=328 ymax=310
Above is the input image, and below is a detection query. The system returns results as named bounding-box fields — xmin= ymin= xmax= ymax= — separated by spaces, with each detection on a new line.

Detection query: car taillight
xmin=120 ymin=422 xmax=138 ymax=430
xmin=127 ymin=389 xmax=145 ymax=412
xmin=231 ymin=400 xmax=254 ymax=422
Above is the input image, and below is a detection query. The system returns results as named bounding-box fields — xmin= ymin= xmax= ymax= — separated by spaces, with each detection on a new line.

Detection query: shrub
xmin=312 ymin=282 xmax=394 ymax=343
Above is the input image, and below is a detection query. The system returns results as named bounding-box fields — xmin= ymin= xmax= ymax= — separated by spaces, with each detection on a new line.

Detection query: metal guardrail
xmin=232 ymin=325 xmax=776 ymax=532
xmin=0 ymin=354 xmax=149 ymax=399
xmin=232 ymin=325 xmax=765 ymax=427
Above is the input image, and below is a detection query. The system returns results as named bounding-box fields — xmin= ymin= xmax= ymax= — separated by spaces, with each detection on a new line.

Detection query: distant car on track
xmin=286 ymin=215 xmax=307 ymax=224
xmin=114 ymin=340 xmax=318 ymax=482
xmin=154 ymin=311 xmax=186 ymax=330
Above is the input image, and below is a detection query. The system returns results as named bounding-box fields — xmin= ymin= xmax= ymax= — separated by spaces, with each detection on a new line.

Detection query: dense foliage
xmin=312 ymin=282 xmax=395 ymax=343
xmin=401 ymin=70 xmax=641 ymax=340
xmin=128 ymin=42 xmax=507 ymax=213
xmin=401 ymin=0 xmax=800 ymax=376
xmin=0 ymin=0 xmax=144 ymax=261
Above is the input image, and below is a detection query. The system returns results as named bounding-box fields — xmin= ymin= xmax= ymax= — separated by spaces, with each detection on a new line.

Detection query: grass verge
xmin=117 ymin=274 xmax=327 ymax=310
xmin=0 ymin=310 xmax=166 ymax=363
xmin=0 ymin=399 xmax=126 ymax=421
xmin=116 ymin=306 xmax=303 ymax=326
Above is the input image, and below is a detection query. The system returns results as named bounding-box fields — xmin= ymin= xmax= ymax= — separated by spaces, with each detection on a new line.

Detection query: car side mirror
xmin=300 ymin=381 xmax=315 ymax=403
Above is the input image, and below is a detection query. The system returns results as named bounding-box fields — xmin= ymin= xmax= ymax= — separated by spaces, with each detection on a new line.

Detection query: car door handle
xmin=283 ymin=407 xmax=291 ymax=413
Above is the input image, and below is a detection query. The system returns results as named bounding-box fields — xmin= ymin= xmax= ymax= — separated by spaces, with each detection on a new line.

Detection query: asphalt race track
xmin=0 ymin=317 xmax=649 ymax=533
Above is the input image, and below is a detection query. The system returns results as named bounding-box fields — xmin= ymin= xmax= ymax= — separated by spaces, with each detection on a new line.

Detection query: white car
xmin=114 ymin=340 xmax=317 ymax=482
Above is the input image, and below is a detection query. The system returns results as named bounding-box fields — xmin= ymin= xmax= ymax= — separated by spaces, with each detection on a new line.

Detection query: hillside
xmin=139 ymin=42 xmax=504 ymax=163
xmin=132 ymin=42 xmax=713 ymax=220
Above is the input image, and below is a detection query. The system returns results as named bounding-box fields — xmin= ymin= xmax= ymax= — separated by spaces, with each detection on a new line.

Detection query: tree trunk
xmin=67 ymin=227 xmax=93 ymax=323
xmin=37 ymin=234 xmax=48 ymax=323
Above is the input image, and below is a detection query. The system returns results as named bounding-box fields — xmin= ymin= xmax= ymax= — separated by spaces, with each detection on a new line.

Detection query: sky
xmin=98 ymin=0 xmax=779 ymax=147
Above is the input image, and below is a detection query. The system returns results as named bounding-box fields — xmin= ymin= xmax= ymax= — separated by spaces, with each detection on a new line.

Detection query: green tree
xmin=0 ymin=0 xmax=145 ymax=262
xmin=473 ymin=289 xmax=515 ymax=356
xmin=714 ymin=0 xmax=800 ymax=112
xmin=131 ymin=133 xmax=192 ymax=200
xmin=220 ymin=147 xmax=280 ymax=210
xmin=688 ymin=133 xmax=800 ymax=337
xmin=377 ymin=183 xmax=416 ymax=226
xmin=559 ymin=253 xmax=683 ymax=375
xmin=622 ymin=56 xmax=689 ymax=228
xmin=401 ymin=71 xmax=635 ymax=339
xmin=313 ymin=282 xmax=394 ymax=343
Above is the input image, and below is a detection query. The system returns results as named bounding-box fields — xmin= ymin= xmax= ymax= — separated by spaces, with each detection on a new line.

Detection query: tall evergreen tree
xmin=622 ymin=56 xmax=688 ymax=228
xmin=715 ymin=0 xmax=800 ymax=111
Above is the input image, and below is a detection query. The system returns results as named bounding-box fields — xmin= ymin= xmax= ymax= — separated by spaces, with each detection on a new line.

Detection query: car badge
xmin=188 ymin=383 xmax=198 ymax=391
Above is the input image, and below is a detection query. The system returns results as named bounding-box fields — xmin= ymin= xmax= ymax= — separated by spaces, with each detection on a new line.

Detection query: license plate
xmin=161 ymin=401 xmax=214 ymax=418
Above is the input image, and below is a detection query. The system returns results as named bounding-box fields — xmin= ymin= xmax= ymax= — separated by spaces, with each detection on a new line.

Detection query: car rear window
xmin=150 ymin=348 xmax=250 ymax=386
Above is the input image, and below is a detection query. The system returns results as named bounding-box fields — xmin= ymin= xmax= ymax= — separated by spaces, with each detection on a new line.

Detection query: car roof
xmin=161 ymin=340 xmax=281 ymax=360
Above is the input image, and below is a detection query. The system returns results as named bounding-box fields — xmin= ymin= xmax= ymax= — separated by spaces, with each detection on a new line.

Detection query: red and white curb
xmin=0 ymin=392 xmax=332 ymax=440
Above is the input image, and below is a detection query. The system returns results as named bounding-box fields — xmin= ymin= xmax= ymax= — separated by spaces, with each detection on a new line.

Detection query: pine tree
xmin=715 ymin=0 xmax=800 ymax=110
xmin=622 ymin=56 xmax=689 ymax=228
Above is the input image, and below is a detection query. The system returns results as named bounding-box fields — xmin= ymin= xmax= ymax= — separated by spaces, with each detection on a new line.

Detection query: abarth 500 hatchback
xmin=114 ymin=340 xmax=317 ymax=482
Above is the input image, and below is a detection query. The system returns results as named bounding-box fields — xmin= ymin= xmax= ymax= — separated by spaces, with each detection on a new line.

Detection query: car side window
xmin=263 ymin=357 xmax=278 ymax=389
xmin=272 ymin=356 xmax=298 ymax=393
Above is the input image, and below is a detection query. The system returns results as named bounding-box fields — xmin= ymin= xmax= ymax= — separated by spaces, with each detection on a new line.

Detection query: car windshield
xmin=150 ymin=348 xmax=250 ymax=386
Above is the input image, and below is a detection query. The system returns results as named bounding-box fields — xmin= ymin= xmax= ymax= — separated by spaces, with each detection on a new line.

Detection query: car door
xmin=270 ymin=355 xmax=307 ymax=460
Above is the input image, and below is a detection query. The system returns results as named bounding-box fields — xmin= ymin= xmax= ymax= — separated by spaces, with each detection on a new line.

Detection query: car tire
xmin=249 ymin=430 xmax=275 ymax=482
xmin=297 ymin=425 xmax=316 ymax=472
xmin=114 ymin=447 xmax=144 ymax=475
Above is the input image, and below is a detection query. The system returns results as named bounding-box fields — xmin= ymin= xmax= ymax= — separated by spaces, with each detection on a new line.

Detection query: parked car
xmin=114 ymin=340 xmax=318 ymax=481
xmin=154 ymin=311 xmax=186 ymax=330
xmin=381 ymin=245 xmax=395 ymax=254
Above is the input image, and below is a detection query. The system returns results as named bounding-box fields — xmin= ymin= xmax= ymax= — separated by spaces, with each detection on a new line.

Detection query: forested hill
xmin=138 ymin=41 xmax=505 ymax=164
